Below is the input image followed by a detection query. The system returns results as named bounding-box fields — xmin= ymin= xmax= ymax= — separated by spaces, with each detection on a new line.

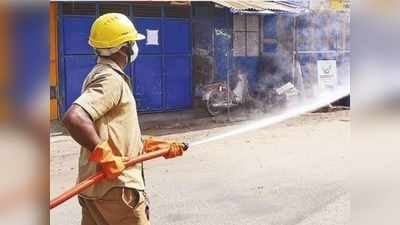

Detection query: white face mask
xmin=120 ymin=42 xmax=139 ymax=64
xmin=130 ymin=42 xmax=139 ymax=63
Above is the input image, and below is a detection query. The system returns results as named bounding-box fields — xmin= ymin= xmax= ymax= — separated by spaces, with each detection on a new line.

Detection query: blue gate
xmin=133 ymin=18 xmax=163 ymax=111
xmin=164 ymin=19 xmax=192 ymax=110
xmin=59 ymin=3 xmax=192 ymax=114
xmin=132 ymin=16 xmax=192 ymax=112
xmin=59 ymin=12 xmax=97 ymax=113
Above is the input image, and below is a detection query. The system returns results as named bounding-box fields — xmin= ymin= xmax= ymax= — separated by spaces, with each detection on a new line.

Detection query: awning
xmin=212 ymin=0 xmax=306 ymax=14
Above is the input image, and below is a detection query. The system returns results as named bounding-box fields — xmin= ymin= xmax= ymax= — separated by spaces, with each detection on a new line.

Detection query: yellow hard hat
xmin=88 ymin=13 xmax=145 ymax=49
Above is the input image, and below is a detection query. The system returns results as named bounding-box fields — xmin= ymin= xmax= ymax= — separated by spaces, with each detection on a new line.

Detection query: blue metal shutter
xmin=132 ymin=18 xmax=163 ymax=112
xmin=164 ymin=19 xmax=192 ymax=110
xmin=64 ymin=55 xmax=96 ymax=109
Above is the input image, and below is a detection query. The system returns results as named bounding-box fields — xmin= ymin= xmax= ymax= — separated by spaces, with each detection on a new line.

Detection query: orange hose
xmin=50 ymin=148 xmax=170 ymax=209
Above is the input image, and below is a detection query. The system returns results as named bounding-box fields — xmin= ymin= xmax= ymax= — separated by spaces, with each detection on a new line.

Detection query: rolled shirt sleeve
xmin=74 ymin=73 xmax=122 ymax=121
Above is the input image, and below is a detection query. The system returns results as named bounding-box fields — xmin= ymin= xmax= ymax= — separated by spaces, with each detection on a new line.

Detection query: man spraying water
xmin=62 ymin=13 xmax=186 ymax=225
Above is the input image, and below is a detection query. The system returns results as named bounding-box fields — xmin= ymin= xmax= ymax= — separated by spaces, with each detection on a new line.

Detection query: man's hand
xmin=163 ymin=142 xmax=184 ymax=159
xmin=89 ymin=141 xmax=125 ymax=179
xmin=143 ymin=137 xmax=185 ymax=159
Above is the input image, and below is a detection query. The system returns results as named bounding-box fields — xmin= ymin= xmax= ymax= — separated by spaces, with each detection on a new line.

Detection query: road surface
xmin=51 ymin=110 xmax=349 ymax=225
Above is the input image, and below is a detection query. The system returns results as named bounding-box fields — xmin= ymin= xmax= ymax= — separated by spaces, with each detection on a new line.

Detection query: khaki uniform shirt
xmin=74 ymin=57 xmax=144 ymax=198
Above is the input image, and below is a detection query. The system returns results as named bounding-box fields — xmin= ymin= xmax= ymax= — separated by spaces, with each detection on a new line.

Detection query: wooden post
xmin=49 ymin=2 xmax=59 ymax=120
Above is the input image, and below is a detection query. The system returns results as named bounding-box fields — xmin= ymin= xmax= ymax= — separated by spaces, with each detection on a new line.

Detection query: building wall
xmin=56 ymin=2 xmax=193 ymax=115
xmin=192 ymin=2 xmax=215 ymax=97
xmin=191 ymin=3 xmax=233 ymax=97
xmin=220 ymin=9 xmax=349 ymax=100
xmin=53 ymin=2 xmax=351 ymax=116
xmin=192 ymin=6 xmax=349 ymax=94
xmin=295 ymin=10 xmax=350 ymax=97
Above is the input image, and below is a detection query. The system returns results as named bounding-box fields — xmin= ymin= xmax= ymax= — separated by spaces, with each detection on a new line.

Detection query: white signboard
xmin=317 ymin=60 xmax=338 ymax=88
xmin=146 ymin=29 xmax=159 ymax=46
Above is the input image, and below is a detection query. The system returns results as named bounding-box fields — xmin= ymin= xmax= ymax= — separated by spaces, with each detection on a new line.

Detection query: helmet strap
xmin=119 ymin=45 xmax=131 ymax=65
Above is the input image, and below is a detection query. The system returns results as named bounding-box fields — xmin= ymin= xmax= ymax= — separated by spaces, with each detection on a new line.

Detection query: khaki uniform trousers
xmin=79 ymin=188 xmax=150 ymax=225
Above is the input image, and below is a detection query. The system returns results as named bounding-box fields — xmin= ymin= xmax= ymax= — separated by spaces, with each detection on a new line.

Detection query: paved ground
xmin=50 ymin=110 xmax=349 ymax=225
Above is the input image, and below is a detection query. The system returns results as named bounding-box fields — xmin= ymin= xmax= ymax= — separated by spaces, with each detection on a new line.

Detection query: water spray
xmin=190 ymin=86 xmax=349 ymax=147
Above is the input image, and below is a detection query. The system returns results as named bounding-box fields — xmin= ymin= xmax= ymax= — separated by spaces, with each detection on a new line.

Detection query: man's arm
xmin=62 ymin=104 xmax=102 ymax=151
